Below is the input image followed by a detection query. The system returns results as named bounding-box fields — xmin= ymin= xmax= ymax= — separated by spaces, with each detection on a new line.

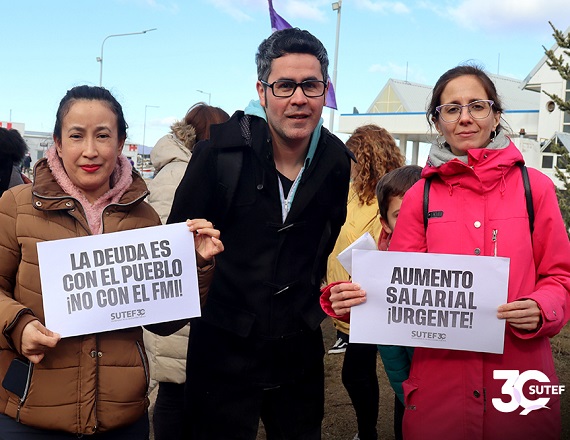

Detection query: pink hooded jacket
xmin=390 ymin=140 xmax=570 ymax=439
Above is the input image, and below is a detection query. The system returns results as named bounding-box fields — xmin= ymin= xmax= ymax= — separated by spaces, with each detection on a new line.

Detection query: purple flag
xmin=269 ymin=0 xmax=292 ymax=31
xmin=267 ymin=0 xmax=337 ymax=110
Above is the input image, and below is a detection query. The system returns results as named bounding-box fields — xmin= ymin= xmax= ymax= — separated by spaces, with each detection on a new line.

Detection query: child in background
xmin=320 ymin=165 xmax=422 ymax=440
xmin=324 ymin=124 xmax=404 ymax=440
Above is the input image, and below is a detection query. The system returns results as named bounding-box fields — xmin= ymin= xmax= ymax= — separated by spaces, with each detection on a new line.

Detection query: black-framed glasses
xmin=260 ymin=79 xmax=327 ymax=98
xmin=435 ymin=100 xmax=495 ymax=123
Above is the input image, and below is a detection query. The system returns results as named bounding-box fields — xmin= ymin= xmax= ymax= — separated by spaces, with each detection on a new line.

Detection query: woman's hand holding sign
xmin=21 ymin=320 xmax=61 ymax=364
xmin=330 ymin=282 xmax=367 ymax=317
xmin=497 ymin=299 xmax=542 ymax=331
xmin=187 ymin=219 xmax=224 ymax=263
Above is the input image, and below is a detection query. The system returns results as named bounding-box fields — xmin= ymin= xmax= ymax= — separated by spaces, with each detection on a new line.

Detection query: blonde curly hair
xmin=347 ymin=124 xmax=405 ymax=205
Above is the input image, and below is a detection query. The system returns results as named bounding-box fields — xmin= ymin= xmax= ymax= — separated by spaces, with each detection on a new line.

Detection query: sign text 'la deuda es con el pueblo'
xmin=64 ymin=240 xmax=183 ymax=315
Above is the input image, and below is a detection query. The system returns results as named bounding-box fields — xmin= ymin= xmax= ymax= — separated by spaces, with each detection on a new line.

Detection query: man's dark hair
xmin=256 ymin=28 xmax=329 ymax=82
xmin=376 ymin=165 xmax=423 ymax=220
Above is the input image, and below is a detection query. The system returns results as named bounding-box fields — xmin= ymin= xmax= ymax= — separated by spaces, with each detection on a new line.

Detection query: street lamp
xmin=196 ymin=89 xmax=211 ymax=105
xmin=329 ymin=1 xmax=342 ymax=132
xmin=142 ymin=105 xmax=159 ymax=164
xmin=97 ymin=28 xmax=157 ymax=87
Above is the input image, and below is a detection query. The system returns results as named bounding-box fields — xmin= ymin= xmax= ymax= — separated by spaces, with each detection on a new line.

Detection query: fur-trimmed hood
xmin=150 ymin=121 xmax=197 ymax=173
xmin=170 ymin=120 xmax=196 ymax=151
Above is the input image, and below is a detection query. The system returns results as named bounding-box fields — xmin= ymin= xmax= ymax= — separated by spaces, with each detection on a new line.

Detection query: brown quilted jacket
xmin=0 ymin=158 xmax=161 ymax=434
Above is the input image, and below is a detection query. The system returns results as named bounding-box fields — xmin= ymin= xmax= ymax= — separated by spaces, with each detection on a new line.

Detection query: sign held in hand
xmin=38 ymin=223 xmax=200 ymax=338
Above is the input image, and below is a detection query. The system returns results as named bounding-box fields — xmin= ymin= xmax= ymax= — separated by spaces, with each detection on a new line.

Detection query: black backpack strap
xmin=423 ymin=177 xmax=432 ymax=231
xmin=423 ymin=165 xmax=534 ymax=234
xmin=216 ymin=149 xmax=243 ymax=221
xmin=517 ymin=163 xmax=535 ymax=234
xmin=214 ymin=115 xmax=251 ymax=222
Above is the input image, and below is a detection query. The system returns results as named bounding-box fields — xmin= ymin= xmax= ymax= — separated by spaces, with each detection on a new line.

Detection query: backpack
xmin=213 ymin=115 xmax=250 ymax=222
xmin=423 ymin=163 xmax=534 ymax=233
xmin=216 ymin=147 xmax=243 ymax=222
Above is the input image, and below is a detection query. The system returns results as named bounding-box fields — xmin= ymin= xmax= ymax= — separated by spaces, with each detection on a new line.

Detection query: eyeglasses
xmin=435 ymin=100 xmax=495 ymax=123
xmin=260 ymin=79 xmax=327 ymax=98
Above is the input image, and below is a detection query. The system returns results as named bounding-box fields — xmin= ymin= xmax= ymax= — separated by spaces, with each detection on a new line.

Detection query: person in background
xmin=22 ymin=153 xmax=32 ymax=177
xmin=327 ymin=64 xmax=570 ymax=439
xmin=321 ymin=165 xmax=422 ymax=440
xmin=0 ymin=128 xmax=30 ymax=197
xmin=167 ymin=27 xmax=353 ymax=439
xmin=324 ymin=124 xmax=404 ymax=440
xmin=143 ymin=102 xmax=229 ymax=440
xmin=0 ymin=85 xmax=223 ymax=439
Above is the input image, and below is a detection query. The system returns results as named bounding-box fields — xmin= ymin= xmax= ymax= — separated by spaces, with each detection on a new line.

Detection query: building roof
xmin=367 ymin=79 xmax=432 ymax=113
xmin=488 ymin=74 xmax=540 ymax=111
xmin=522 ymin=26 xmax=570 ymax=91
xmin=365 ymin=74 xmax=539 ymax=116
xmin=542 ymin=131 xmax=570 ymax=151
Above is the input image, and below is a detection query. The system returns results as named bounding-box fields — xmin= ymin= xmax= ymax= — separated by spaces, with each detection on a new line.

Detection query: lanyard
xmin=278 ymin=166 xmax=304 ymax=222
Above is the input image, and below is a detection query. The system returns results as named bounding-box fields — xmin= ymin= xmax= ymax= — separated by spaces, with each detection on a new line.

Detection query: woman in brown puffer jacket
xmin=0 ymin=86 xmax=223 ymax=439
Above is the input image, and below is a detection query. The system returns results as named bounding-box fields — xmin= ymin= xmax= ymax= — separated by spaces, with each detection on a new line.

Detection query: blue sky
xmin=1 ymin=0 xmax=569 ymax=149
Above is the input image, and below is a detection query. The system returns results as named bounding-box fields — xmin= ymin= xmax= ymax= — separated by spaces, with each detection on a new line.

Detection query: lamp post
xmin=142 ymin=105 xmax=159 ymax=165
xmin=196 ymin=89 xmax=211 ymax=105
xmin=97 ymin=28 xmax=157 ymax=87
xmin=329 ymin=0 xmax=342 ymax=132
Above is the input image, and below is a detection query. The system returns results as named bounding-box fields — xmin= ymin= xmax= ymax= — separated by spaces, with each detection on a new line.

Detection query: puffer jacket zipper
xmin=90 ymin=337 xmax=101 ymax=433
xmin=136 ymin=341 xmax=150 ymax=395
xmin=15 ymin=361 xmax=33 ymax=422
xmin=99 ymin=192 xmax=149 ymax=234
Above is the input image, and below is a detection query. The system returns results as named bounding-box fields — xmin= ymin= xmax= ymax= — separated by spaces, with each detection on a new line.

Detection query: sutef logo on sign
xmin=492 ymin=370 xmax=565 ymax=415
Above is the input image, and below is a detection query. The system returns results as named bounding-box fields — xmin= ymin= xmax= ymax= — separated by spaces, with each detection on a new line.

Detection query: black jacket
xmin=168 ymin=111 xmax=352 ymax=383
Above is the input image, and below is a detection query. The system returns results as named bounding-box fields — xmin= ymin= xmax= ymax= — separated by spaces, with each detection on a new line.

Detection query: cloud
xmin=283 ymin=1 xmax=326 ymax=22
xmin=354 ymin=0 xmax=410 ymax=14
xmin=120 ymin=0 xmax=180 ymax=14
xmin=206 ymin=0 xmax=260 ymax=22
xmin=205 ymin=0 xmax=362 ymax=23
xmin=158 ymin=116 xmax=177 ymax=126
xmin=420 ymin=0 xmax=570 ymax=33
xmin=369 ymin=62 xmax=428 ymax=83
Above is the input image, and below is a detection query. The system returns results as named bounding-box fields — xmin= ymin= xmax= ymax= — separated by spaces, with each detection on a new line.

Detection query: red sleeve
xmin=320 ymin=281 xmax=351 ymax=322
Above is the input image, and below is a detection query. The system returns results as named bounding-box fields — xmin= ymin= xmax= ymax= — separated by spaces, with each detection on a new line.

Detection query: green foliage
xmin=543 ymin=22 xmax=570 ymax=238
xmin=551 ymin=142 xmax=570 ymax=237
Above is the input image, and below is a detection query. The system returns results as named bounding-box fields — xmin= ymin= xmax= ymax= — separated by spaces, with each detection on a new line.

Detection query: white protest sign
xmin=350 ymin=250 xmax=509 ymax=354
xmin=37 ymin=222 xmax=200 ymax=338
xmin=337 ymin=232 xmax=378 ymax=276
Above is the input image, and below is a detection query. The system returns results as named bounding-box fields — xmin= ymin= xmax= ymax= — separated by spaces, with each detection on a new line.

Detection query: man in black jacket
xmin=168 ymin=28 xmax=352 ymax=439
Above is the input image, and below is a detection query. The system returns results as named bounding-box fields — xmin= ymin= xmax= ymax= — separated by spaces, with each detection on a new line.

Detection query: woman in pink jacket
xmin=329 ymin=64 xmax=570 ymax=439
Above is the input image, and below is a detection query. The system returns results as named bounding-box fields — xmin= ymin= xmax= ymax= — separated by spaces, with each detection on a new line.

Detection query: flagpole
xmin=329 ymin=1 xmax=342 ymax=133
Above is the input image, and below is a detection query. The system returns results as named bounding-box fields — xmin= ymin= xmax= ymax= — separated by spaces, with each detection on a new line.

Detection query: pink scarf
xmin=46 ymin=146 xmax=133 ymax=235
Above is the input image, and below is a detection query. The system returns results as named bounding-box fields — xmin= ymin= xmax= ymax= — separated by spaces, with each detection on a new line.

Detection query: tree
xmin=543 ymin=22 xmax=570 ymax=237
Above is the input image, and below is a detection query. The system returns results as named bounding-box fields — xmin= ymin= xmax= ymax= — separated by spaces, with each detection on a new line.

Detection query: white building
xmin=338 ymin=31 xmax=570 ymax=187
